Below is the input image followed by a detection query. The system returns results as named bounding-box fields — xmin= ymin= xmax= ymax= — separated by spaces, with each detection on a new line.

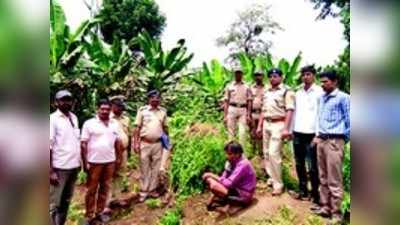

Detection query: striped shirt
xmin=317 ymin=89 xmax=350 ymax=141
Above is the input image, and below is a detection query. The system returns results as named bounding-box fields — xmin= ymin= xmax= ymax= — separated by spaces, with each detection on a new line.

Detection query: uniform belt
xmin=141 ymin=137 xmax=160 ymax=144
xmin=252 ymin=108 xmax=262 ymax=113
xmin=265 ymin=117 xmax=285 ymax=122
xmin=229 ymin=102 xmax=247 ymax=108
xmin=318 ymin=133 xmax=345 ymax=140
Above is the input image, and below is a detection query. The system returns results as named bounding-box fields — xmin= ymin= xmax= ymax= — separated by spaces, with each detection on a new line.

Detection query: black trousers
xmin=293 ymin=132 xmax=319 ymax=203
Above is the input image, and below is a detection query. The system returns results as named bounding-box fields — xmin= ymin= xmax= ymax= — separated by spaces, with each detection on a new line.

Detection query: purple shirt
xmin=219 ymin=156 xmax=257 ymax=203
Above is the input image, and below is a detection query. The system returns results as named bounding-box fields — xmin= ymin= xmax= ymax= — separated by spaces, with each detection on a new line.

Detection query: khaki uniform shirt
xmin=111 ymin=112 xmax=131 ymax=149
xmin=134 ymin=105 xmax=167 ymax=142
xmin=262 ymin=83 xmax=295 ymax=118
xmin=224 ymin=81 xmax=252 ymax=105
xmin=250 ymin=84 xmax=265 ymax=110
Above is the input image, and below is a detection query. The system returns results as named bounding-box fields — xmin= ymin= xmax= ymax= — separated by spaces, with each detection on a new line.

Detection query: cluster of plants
xmin=168 ymin=112 xmax=227 ymax=195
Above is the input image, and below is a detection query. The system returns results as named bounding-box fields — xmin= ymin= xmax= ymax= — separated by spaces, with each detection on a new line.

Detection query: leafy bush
xmin=170 ymin=131 xmax=227 ymax=195
xmin=168 ymin=108 xmax=226 ymax=195
xmin=158 ymin=196 xmax=185 ymax=225
xmin=158 ymin=208 xmax=182 ymax=225
xmin=341 ymin=144 xmax=351 ymax=215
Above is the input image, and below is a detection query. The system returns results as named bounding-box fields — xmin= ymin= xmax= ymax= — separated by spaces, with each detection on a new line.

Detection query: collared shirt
xmin=81 ymin=117 xmax=119 ymax=163
xmin=317 ymin=88 xmax=350 ymax=141
xmin=224 ymin=81 xmax=252 ymax=105
xmin=111 ymin=112 xmax=131 ymax=149
xmin=134 ymin=105 xmax=167 ymax=141
xmin=293 ymin=84 xmax=323 ymax=134
xmin=261 ymin=83 xmax=295 ymax=118
xmin=219 ymin=156 xmax=257 ymax=203
xmin=250 ymin=84 xmax=265 ymax=110
xmin=50 ymin=110 xmax=81 ymax=169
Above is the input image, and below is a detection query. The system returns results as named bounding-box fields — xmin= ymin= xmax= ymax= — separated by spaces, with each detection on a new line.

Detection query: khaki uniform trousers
xmin=317 ymin=138 xmax=345 ymax=216
xmin=139 ymin=141 xmax=163 ymax=196
xmin=227 ymin=106 xmax=248 ymax=146
xmin=262 ymin=120 xmax=285 ymax=191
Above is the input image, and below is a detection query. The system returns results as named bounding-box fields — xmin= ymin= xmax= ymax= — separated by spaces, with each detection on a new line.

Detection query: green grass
xmin=158 ymin=208 xmax=182 ymax=225
xmin=145 ymin=198 xmax=162 ymax=209
xmin=251 ymin=206 xmax=296 ymax=225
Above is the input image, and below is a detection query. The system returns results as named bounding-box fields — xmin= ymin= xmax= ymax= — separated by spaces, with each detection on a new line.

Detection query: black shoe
xmin=288 ymin=190 xmax=308 ymax=200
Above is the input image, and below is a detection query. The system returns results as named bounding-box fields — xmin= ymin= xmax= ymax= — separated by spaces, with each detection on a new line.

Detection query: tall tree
xmin=311 ymin=0 xmax=350 ymax=93
xmin=216 ymin=3 xmax=282 ymax=62
xmin=97 ymin=0 xmax=166 ymax=44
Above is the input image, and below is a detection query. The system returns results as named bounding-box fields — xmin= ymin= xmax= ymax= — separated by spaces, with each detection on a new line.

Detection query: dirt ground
xmin=66 ymin=154 xmax=328 ymax=225
xmin=67 ymin=179 xmax=326 ymax=225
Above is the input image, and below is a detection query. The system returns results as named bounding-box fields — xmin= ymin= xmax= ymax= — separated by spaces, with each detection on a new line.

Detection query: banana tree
xmin=191 ymin=59 xmax=231 ymax=110
xmin=50 ymin=0 xmax=99 ymax=120
xmin=50 ymin=0 xmax=96 ymax=78
xmin=133 ymin=31 xmax=194 ymax=93
xmin=236 ymin=52 xmax=302 ymax=87
xmin=277 ymin=52 xmax=302 ymax=87
xmin=77 ymin=32 xmax=149 ymax=117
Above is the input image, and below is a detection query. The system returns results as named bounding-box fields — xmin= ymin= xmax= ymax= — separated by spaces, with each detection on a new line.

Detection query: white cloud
xmin=59 ymin=0 xmax=346 ymax=68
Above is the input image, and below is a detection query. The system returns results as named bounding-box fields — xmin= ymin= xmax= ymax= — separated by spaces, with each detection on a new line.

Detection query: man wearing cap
xmin=289 ymin=65 xmax=323 ymax=204
xmin=110 ymin=96 xmax=131 ymax=176
xmin=133 ymin=90 xmax=168 ymax=202
xmin=256 ymin=68 xmax=295 ymax=196
xmin=81 ymin=99 xmax=122 ymax=224
xmin=50 ymin=90 xmax=81 ymax=225
xmin=312 ymin=71 xmax=349 ymax=224
xmin=223 ymin=66 xmax=252 ymax=146
xmin=249 ymin=69 xmax=265 ymax=154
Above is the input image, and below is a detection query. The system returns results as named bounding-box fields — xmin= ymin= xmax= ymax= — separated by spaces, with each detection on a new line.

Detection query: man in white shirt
xmin=81 ymin=99 xmax=122 ymax=224
xmin=50 ymin=90 xmax=81 ymax=225
xmin=291 ymin=66 xmax=323 ymax=204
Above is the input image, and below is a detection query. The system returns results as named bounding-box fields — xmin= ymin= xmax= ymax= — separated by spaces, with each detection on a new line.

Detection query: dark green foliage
xmin=170 ymin=128 xmax=227 ymax=195
xmin=98 ymin=0 xmax=166 ymax=44
xmin=310 ymin=0 xmax=350 ymax=93
xmin=341 ymin=144 xmax=351 ymax=215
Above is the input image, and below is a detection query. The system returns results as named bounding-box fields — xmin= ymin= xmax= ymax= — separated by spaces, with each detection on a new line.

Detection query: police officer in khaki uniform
xmin=256 ymin=68 xmax=295 ymax=196
xmin=110 ymin=96 xmax=131 ymax=176
xmin=223 ymin=66 xmax=252 ymax=146
xmin=249 ymin=69 xmax=265 ymax=154
xmin=133 ymin=90 xmax=168 ymax=202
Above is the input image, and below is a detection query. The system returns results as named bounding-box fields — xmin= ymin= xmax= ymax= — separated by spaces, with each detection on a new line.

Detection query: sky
xmin=59 ymin=0 xmax=346 ymax=68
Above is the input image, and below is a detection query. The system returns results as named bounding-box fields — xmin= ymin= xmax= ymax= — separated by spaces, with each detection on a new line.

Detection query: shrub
xmin=158 ymin=208 xmax=182 ymax=225
xmin=170 ymin=131 xmax=226 ymax=195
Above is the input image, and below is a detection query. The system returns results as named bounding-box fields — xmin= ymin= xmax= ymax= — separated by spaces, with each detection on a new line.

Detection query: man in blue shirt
xmin=312 ymin=71 xmax=350 ymax=224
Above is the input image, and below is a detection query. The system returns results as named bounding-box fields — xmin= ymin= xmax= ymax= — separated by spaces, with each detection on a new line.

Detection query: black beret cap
xmin=267 ymin=68 xmax=283 ymax=76
xmin=147 ymin=90 xmax=160 ymax=98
